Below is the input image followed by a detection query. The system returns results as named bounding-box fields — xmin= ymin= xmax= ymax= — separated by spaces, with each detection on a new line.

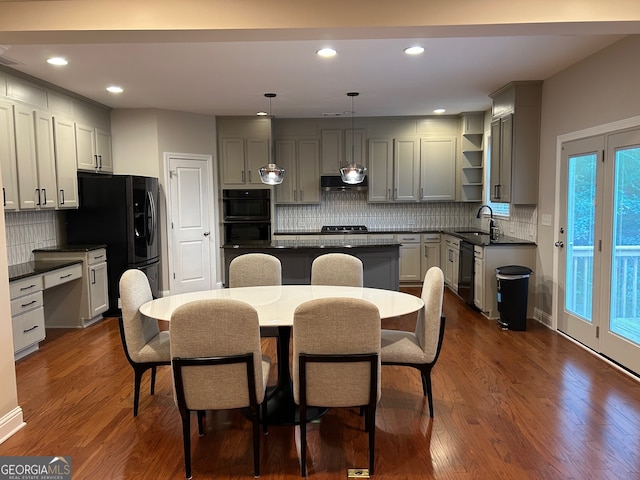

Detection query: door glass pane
xmin=566 ymin=153 xmax=596 ymax=321
xmin=610 ymin=146 xmax=640 ymax=344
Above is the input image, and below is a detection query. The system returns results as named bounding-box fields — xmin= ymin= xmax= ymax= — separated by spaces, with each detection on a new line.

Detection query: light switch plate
xmin=541 ymin=213 xmax=552 ymax=226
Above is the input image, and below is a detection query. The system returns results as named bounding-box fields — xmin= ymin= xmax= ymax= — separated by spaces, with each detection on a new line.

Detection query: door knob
xmin=554 ymin=241 xmax=564 ymax=248
xmin=203 ymin=231 xmax=210 ymax=237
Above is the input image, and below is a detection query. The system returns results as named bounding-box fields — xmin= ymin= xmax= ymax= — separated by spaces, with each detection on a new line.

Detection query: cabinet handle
xmin=23 ymin=325 xmax=39 ymax=333
xmin=42 ymin=188 xmax=47 ymax=205
xmin=20 ymin=284 xmax=37 ymax=291
xmin=92 ymin=269 xmax=96 ymax=285
xmin=294 ymin=191 xmax=297 ymax=201
xmin=300 ymin=191 xmax=304 ymax=202
xmin=394 ymin=188 xmax=397 ymax=199
xmin=420 ymin=187 xmax=424 ymax=199
xmin=242 ymin=171 xmax=245 ymax=183
xmin=248 ymin=171 xmax=252 ymax=183
xmin=21 ymin=300 xmax=37 ymax=308
xmin=94 ymin=154 xmax=99 ymax=168
xmin=2 ymin=187 xmax=5 ymax=207
xmin=60 ymin=189 xmax=65 ymax=205
xmin=424 ymin=245 xmax=428 ymax=257
xmin=93 ymin=254 xmax=105 ymax=260
xmin=36 ymin=188 xmax=41 ymax=206
xmin=387 ymin=188 xmax=391 ymax=200
xmin=98 ymin=155 xmax=103 ymax=169
xmin=60 ymin=273 xmax=72 ymax=279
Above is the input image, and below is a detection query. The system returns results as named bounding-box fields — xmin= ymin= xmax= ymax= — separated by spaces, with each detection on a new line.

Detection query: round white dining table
xmin=140 ymin=285 xmax=424 ymax=425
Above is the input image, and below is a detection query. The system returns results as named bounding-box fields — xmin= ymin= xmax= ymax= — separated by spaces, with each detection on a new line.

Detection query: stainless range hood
xmin=320 ymin=175 xmax=368 ymax=191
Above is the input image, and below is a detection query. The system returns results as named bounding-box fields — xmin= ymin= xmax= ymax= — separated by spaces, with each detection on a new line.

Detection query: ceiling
xmin=0 ymin=33 xmax=628 ymax=118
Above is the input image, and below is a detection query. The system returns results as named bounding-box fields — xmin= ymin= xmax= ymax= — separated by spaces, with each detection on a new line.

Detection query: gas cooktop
xmin=320 ymin=225 xmax=369 ymax=233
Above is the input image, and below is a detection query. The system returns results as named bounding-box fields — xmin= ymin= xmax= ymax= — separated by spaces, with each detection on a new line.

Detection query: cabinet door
xmin=368 ymin=138 xmax=393 ymax=202
xmin=421 ymin=242 xmax=440 ymax=279
xmin=220 ymin=138 xmax=246 ymax=185
xmin=246 ymin=138 xmax=270 ymax=185
xmin=53 ymin=117 xmax=79 ymax=208
xmin=89 ymin=262 xmax=109 ymax=317
xmin=474 ymin=256 xmax=484 ymax=310
xmin=451 ymin=248 xmax=460 ymax=292
xmin=490 ymin=115 xmax=513 ymax=202
xmin=274 ymin=139 xmax=296 ymax=203
xmin=297 ymin=139 xmax=320 ymax=203
xmin=34 ymin=111 xmax=58 ymax=209
xmin=14 ymin=105 xmax=39 ymax=210
xmin=0 ymin=100 xmax=19 ymax=210
xmin=95 ymin=128 xmax=113 ymax=173
xmin=75 ymin=122 xmax=97 ymax=171
xmin=394 ymin=138 xmax=420 ymax=201
xmin=420 ymin=137 xmax=456 ymax=201
xmin=320 ymin=129 xmax=342 ymax=175
xmin=399 ymin=242 xmax=422 ymax=281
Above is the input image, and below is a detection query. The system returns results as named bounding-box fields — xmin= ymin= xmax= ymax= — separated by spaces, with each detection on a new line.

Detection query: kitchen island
xmin=222 ymin=238 xmax=400 ymax=290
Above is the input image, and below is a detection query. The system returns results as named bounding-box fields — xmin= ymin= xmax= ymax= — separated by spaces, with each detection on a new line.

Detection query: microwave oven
xmin=223 ymin=189 xmax=271 ymax=221
xmin=223 ymin=222 xmax=271 ymax=245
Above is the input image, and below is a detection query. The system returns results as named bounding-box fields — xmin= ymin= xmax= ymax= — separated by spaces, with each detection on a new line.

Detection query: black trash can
xmin=496 ymin=265 xmax=533 ymax=331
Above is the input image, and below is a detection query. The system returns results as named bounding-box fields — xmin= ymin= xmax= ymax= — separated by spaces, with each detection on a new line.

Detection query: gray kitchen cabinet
xmin=442 ymin=234 xmax=460 ymax=292
xmin=459 ymin=112 xmax=484 ymax=202
xmin=489 ymin=81 xmax=542 ymax=204
xmin=394 ymin=137 xmax=420 ymax=201
xmin=274 ymin=139 xmax=320 ymax=204
xmin=419 ymin=137 xmax=456 ymax=201
xmin=368 ymin=138 xmax=394 ymax=202
xmin=10 ymin=275 xmax=45 ymax=360
xmin=0 ymin=100 xmax=19 ymax=211
xmin=53 ymin=116 xmax=79 ymax=209
xmin=75 ymin=122 xmax=113 ymax=173
xmin=397 ymin=233 xmax=422 ymax=282
xmin=473 ymin=245 xmax=484 ymax=311
xmin=421 ymin=233 xmax=441 ymax=279
xmin=220 ymin=137 xmax=270 ymax=186
xmin=14 ymin=106 xmax=57 ymax=210
xmin=320 ymin=128 xmax=366 ymax=175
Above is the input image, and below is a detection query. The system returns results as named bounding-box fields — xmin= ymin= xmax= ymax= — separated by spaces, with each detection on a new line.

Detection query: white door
xmin=168 ymin=155 xmax=213 ymax=294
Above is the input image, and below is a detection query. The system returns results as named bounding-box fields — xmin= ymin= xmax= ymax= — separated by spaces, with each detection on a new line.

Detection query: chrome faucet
xmin=476 ymin=204 xmax=497 ymax=241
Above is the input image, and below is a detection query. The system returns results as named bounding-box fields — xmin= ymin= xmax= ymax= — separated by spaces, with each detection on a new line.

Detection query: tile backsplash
xmin=275 ymin=191 xmax=537 ymax=242
xmin=4 ymin=211 xmax=61 ymax=266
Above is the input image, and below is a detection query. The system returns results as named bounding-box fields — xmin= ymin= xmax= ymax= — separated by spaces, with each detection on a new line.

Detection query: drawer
xmin=12 ymin=306 xmax=45 ymax=353
xmin=11 ymin=291 xmax=44 ymax=317
xmin=88 ymin=249 xmax=107 ymax=265
xmin=422 ymin=233 xmax=440 ymax=243
xmin=10 ymin=276 xmax=43 ymax=300
xmin=396 ymin=233 xmax=420 ymax=243
xmin=43 ymin=264 xmax=82 ymax=289
xmin=474 ymin=245 xmax=484 ymax=259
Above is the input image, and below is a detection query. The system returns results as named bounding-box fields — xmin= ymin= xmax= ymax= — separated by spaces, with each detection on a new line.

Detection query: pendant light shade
xmin=259 ymin=93 xmax=286 ymax=185
xmin=340 ymin=92 xmax=367 ymax=184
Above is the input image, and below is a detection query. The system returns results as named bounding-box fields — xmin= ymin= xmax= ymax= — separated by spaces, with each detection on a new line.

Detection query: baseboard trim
xmin=0 ymin=406 xmax=26 ymax=445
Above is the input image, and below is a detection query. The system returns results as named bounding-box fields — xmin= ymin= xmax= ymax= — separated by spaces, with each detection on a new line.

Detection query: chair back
xmin=119 ymin=269 xmax=159 ymax=362
xmin=170 ymin=299 xmax=265 ymax=411
xmin=415 ymin=266 xmax=445 ymax=361
xmin=229 ymin=253 xmax=282 ymax=287
xmin=293 ymin=297 xmax=380 ymax=407
xmin=311 ymin=253 xmax=363 ymax=287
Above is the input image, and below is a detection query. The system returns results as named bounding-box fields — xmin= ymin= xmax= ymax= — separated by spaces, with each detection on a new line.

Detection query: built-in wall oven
xmin=222 ymin=189 xmax=271 ymax=245
xmin=458 ymin=240 xmax=474 ymax=306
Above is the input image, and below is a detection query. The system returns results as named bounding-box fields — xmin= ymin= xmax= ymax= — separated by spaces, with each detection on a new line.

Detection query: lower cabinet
xmin=10 ymin=275 xmax=45 ymax=360
xmin=421 ymin=233 xmax=441 ymax=280
xmin=397 ymin=233 xmax=422 ymax=282
xmin=442 ymin=234 xmax=460 ymax=292
xmin=34 ymin=248 xmax=109 ymax=327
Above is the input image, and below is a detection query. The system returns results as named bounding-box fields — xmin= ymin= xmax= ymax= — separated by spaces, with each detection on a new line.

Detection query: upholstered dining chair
xmin=229 ymin=252 xmax=282 ymax=338
xmin=380 ymin=266 xmax=446 ymax=417
xmin=118 ymin=269 xmax=171 ymax=417
xmin=310 ymin=253 xmax=364 ymax=287
xmin=170 ymin=298 xmax=271 ymax=479
xmin=292 ymin=297 xmax=381 ymax=476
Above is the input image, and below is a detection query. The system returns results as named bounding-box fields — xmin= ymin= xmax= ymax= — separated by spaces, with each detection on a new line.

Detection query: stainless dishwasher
xmin=458 ymin=241 xmax=474 ymax=306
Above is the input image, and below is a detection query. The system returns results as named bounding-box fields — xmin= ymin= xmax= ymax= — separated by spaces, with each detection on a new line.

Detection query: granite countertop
xmin=33 ymin=244 xmax=107 ymax=253
xmin=8 ymin=259 xmax=83 ymax=282
xmin=223 ymin=238 xmax=401 ymax=249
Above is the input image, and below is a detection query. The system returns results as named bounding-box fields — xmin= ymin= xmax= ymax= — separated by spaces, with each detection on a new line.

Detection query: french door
xmin=558 ymin=128 xmax=640 ymax=374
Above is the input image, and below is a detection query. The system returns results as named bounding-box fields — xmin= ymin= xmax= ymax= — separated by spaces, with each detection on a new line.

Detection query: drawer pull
xmin=23 ymin=325 xmax=39 ymax=333
xmin=60 ymin=273 xmax=73 ymax=279
xmin=20 ymin=284 xmax=37 ymax=291
xmin=93 ymin=255 xmax=104 ymax=260
xmin=21 ymin=300 xmax=37 ymax=308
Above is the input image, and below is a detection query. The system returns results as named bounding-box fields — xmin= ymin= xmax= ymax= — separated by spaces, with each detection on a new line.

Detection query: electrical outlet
xmin=298 ymin=222 xmax=306 ymax=228
xmin=348 ymin=469 xmax=370 ymax=478
xmin=509 ymin=225 xmax=515 ymax=234
xmin=407 ymin=221 xmax=416 ymax=228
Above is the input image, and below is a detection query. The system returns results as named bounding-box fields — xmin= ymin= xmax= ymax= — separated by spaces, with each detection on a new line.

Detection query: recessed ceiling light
xmin=256 ymin=111 xmax=268 ymax=116
xmin=316 ymin=48 xmax=337 ymax=58
xmin=433 ymin=108 xmax=446 ymax=114
xmin=404 ymin=46 xmax=424 ymax=55
xmin=46 ymin=57 xmax=68 ymax=66
xmin=106 ymin=86 xmax=123 ymax=93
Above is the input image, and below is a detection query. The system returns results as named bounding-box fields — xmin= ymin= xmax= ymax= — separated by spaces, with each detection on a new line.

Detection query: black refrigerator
xmin=65 ymin=174 xmax=160 ymax=314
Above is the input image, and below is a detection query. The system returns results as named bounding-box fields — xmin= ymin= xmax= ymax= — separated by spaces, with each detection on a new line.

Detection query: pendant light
xmin=259 ymin=93 xmax=286 ymax=185
xmin=340 ymin=91 xmax=367 ymax=184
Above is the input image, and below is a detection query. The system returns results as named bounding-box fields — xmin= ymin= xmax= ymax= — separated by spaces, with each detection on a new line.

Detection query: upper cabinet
xmin=274 ymin=139 xmax=320 ymax=204
xmin=420 ymin=137 xmax=456 ymax=201
xmin=0 ymin=100 xmax=19 ymax=211
xmin=75 ymin=123 xmax=113 ymax=174
xmin=217 ymin=117 xmax=271 ymax=188
xmin=458 ymin=112 xmax=484 ymax=202
xmin=489 ymin=81 xmax=542 ymax=204
xmin=320 ymin=128 xmax=366 ymax=175
xmin=53 ymin=117 xmax=79 ymax=209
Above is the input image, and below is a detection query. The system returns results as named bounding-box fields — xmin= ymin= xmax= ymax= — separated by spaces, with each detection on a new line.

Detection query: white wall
xmin=536 ymin=35 xmax=640 ymax=321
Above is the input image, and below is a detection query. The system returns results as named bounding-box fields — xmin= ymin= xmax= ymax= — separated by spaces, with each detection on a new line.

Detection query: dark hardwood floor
xmin=2 ymin=288 xmax=640 ymax=479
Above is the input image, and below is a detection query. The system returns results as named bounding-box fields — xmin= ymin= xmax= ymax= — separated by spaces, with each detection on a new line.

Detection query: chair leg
xmin=262 ymin=401 xmax=269 ymax=435
xmin=132 ymin=367 xmax=144 ymax=417
xmin=150 ymin=366 xmax=157 ymax=395
xmin=368 ymin=404 xmax=376 ymax=475
xmin=300 ymin=403 xmax=307 ymax=477
xmin=181 ymin=413 xmax=192 ymax=479
xmin=197 ymin=411 xmax=206 ymax=436
xmin=420 ymin=366 xmax=434 ymax=418
xmin=251 ymin=405 xmax=261 ymax=477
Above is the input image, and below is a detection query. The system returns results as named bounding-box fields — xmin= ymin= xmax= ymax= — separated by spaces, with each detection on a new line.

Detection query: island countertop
xmin=222 ymin=238 xmax=400 ymax=249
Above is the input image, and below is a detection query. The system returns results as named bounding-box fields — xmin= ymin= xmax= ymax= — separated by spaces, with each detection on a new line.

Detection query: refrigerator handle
xmin=147 ymin=190 xmax=157 ymax=246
